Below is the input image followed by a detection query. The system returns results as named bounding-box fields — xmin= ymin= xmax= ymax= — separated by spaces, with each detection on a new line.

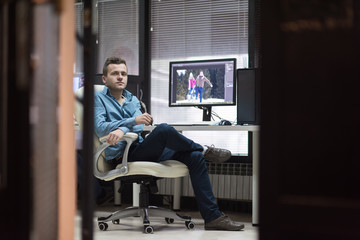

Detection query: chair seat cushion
xmin=115 ymin=160 xmax=189 ymax=178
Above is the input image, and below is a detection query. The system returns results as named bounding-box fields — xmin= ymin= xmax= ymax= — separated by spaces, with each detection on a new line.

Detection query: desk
xmin=143 ymin=124 xmax=260 ymax=225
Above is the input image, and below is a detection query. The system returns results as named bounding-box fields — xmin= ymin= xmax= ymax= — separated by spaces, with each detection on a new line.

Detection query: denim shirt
xmin=94 ymin=86 xmax=144 ymax=161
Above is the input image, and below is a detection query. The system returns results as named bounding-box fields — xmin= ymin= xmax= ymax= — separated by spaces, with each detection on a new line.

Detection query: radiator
xmin=156 ymin=163 xmax=252 ymax=201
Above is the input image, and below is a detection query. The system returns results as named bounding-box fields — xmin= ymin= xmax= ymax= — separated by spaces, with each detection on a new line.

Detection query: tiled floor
xmin=74 ymin=204 xmax=259 ymax=240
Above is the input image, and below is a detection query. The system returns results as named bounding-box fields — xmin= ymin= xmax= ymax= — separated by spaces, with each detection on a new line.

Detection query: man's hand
xmin=106 ymin=129 xmax=124 ymax=145
xmin=135 ymin=113 xmax=153 ymax=126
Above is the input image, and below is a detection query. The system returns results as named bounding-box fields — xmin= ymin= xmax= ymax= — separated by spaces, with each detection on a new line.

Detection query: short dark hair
xmin=102 ymin=57 xmax=127 ymax=76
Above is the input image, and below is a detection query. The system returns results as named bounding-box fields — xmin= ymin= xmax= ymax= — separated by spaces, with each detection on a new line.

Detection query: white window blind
xmin=75 ymin=2 xmax=84 ymax=74
xmin=150 ymin=0 xmax=249 ymax=155
xmin=74 ymin=0 xmax=139 ymax=75
xmin=97 ymin=0 xmax=139 ymax=75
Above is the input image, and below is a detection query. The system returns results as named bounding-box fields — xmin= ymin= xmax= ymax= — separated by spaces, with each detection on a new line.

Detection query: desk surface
xmin=143 ymin=124 xmax=260 ymax=132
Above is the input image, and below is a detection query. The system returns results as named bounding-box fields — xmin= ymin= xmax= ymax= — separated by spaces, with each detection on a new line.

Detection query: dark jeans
xmin=128 ymin=123 xmax=222 ymax=223
xmin=195 ymin=87 xmax=204 ymax=102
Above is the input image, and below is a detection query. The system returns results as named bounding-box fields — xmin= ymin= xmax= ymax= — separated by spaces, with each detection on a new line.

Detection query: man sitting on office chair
xmin=94 ymin=56 xmax=244 ymax=231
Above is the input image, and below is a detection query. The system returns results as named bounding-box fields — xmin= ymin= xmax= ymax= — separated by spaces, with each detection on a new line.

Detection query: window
xmin=75 ymin=0 xmax=139 ymax=75
xmin=97 ymin=0 xmax=139 ymax=75
xmin=74 ymin=2 xmax=84 ymax=74
xmin=150 ymin=0 xmax=249 ymax=155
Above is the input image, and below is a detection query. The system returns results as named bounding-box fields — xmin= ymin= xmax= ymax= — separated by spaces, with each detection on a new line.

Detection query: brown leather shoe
xmin=205 ymin=215 xmax=245 ymax=231
xmin=204 ymin=145 xmax=231 ymax=163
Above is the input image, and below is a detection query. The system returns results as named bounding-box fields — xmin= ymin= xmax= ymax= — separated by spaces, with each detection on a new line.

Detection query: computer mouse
xmin=219 ymin=120 xmax=232 ymax=126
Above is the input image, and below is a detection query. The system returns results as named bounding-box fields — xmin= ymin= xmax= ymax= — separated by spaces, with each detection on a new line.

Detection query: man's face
xmin=102 ymin=63 xmax=128 ymax=92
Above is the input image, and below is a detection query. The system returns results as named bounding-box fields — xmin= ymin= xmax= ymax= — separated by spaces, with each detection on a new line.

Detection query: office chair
xmin=74 ymin=85 xmax=195 ymax=233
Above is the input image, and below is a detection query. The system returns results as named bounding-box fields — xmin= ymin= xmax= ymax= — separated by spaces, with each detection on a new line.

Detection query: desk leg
xmin=173 ymin=177 xmax=182 ymax=210
xmin=133 ymin=183 xmax=140 ymax=207
xmin=114 ymin=180 xmax=121 ymax=205
xmin=252 ymin=131 xmax=260 ymax=225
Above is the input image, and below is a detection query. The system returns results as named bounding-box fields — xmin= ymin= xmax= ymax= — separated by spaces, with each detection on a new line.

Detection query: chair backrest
xmin=74 ymin=84 xmax=114 ymax=173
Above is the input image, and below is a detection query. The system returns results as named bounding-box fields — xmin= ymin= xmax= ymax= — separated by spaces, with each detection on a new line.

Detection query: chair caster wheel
xmin=165 ymin=217 xmax=174 ymax=224
xmin=98 ymin=222 xmax=108 ymax=231
xmin=144 ymin=225 xmax=154 ymax=234
xmin=185 ymin=221 xmax=195 ymax=229
xmin=112 ymin=219 xmax=120 ymax=224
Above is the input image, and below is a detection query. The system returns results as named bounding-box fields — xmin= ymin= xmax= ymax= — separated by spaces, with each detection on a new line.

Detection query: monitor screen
xmin=73 ymin=74 xmax=84 ymax=92
xmin=169 ymin=58 xmax=237 ymax=109
xmin=237 ymin=68 xmax=260 ymax=125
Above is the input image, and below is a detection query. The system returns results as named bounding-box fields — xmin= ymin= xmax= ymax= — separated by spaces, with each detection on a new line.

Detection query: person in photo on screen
xmin=187 ymin=72 xmax=196 ymax=100
xmin=195 ymin=71 xmax=213 ymax=103
xmin=94 ymin=56 xmax=245 ymax=231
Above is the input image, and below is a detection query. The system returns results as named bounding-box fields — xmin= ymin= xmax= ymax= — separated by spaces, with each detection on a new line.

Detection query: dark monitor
xmin=237 ymin=68 xmax=260 ymax=125
xmin=169 ymin=58 xmax=237 ymax=121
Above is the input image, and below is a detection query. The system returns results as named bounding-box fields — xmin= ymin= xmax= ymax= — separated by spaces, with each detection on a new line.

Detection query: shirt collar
xmin=102 ymin=86 xmax=132 ymax=100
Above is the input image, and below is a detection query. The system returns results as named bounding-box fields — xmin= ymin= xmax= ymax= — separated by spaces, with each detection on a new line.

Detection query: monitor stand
xmin=202 ymin=106 xmax=212 ymax=121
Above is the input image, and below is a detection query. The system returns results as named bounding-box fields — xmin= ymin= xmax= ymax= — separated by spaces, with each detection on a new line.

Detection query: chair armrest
xmin=94 ymin=132 xmax=138 ymax=180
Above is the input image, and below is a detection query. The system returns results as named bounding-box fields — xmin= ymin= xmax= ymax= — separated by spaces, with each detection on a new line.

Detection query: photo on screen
xmin=169 ymin=59 xmax=236 ymax=107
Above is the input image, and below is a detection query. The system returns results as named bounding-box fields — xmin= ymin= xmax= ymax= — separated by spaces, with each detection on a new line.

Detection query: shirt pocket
xmin=123 ymin=100 xmax=139 ymax=117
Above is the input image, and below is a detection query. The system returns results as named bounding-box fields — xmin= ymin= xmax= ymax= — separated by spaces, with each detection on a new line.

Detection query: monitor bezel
xmin=168 ymin=58 xmax=237 ymax=108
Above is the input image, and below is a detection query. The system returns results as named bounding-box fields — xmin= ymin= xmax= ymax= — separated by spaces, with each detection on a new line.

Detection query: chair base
xmin=97 ymin=176 xmax=195 ymax=233
xmin=97 ymin=205 xmax=195 ymax=233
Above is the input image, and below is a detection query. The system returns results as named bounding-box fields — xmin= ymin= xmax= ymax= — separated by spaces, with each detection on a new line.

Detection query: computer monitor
xmin=236 ymin=68 xmax=260 ymax=125
xmin=169 ymin=58 xmax=237 ymax=121
xmin=73 ymin=74 xmax=84 ymax=92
